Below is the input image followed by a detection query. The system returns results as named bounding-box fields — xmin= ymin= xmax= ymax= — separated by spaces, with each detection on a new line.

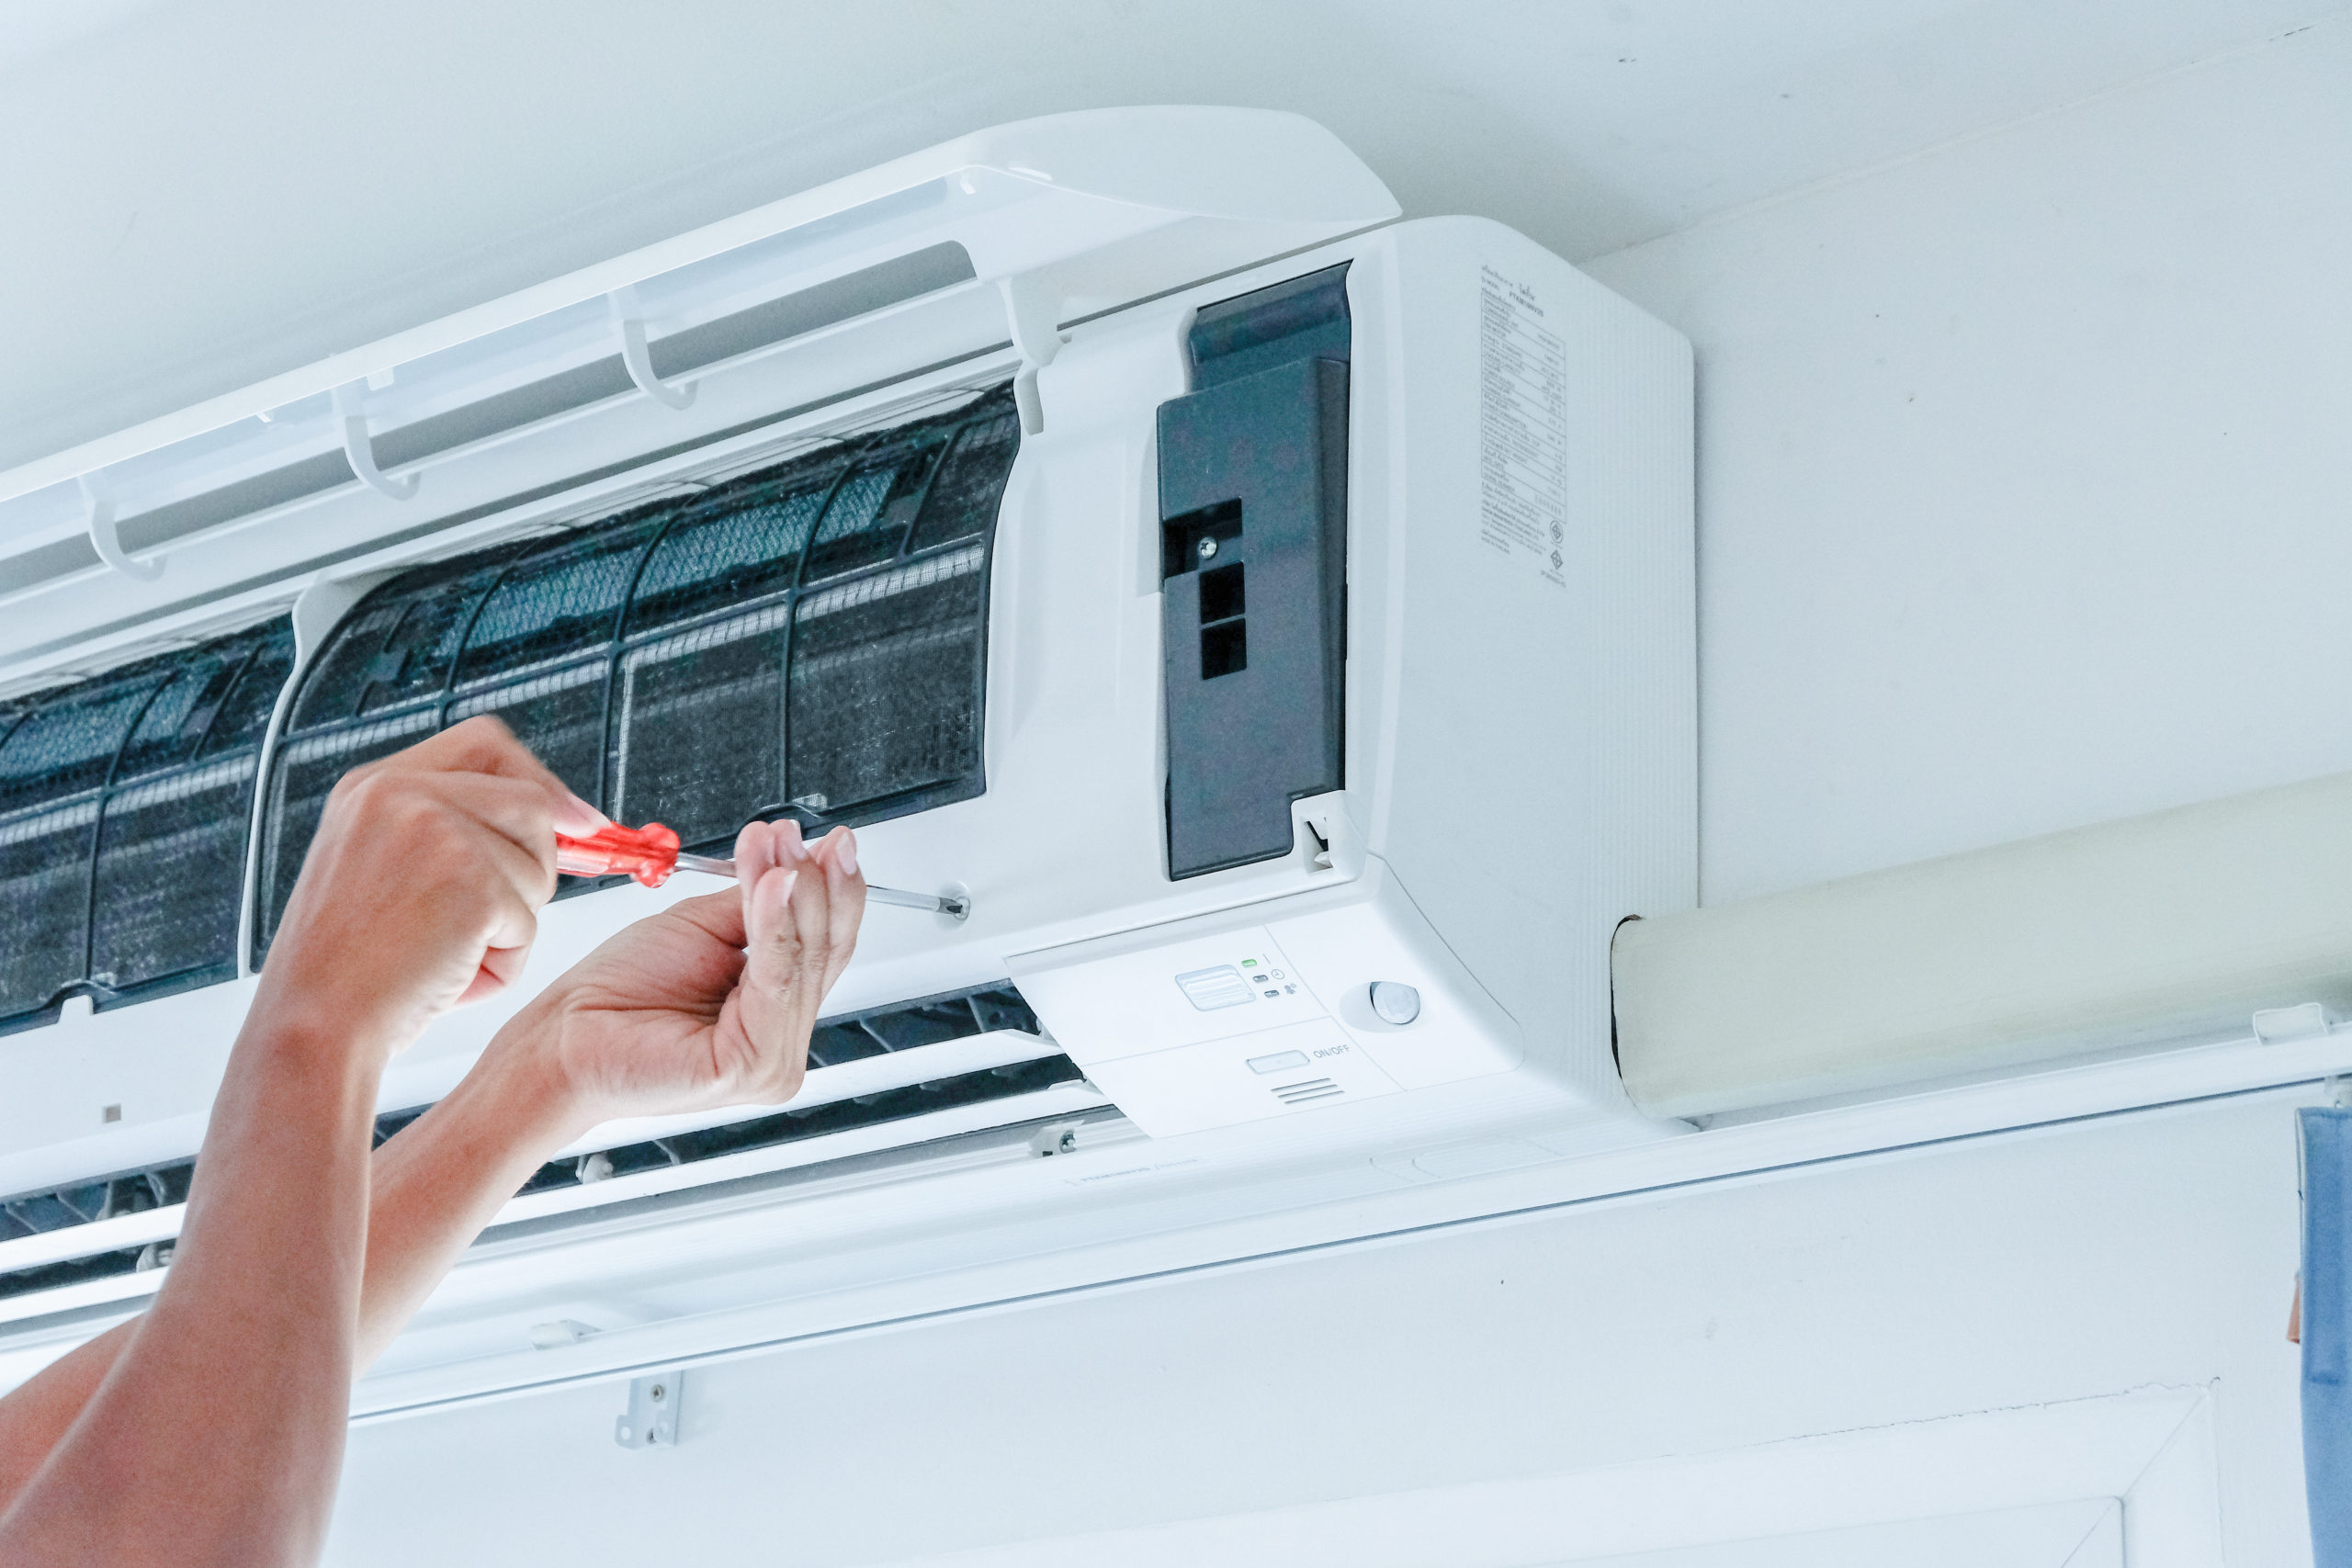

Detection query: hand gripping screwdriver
xmin=554 ymin=821 xmax=969 ymax=919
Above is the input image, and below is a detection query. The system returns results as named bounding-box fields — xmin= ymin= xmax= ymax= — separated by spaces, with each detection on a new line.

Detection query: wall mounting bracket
xmin=615 ymin=1371 xmax=684 ymax=1449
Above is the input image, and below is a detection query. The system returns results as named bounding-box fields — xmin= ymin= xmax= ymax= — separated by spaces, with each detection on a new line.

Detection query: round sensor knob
xmin=1369 ymin=981 xmax=1421 ymax=1026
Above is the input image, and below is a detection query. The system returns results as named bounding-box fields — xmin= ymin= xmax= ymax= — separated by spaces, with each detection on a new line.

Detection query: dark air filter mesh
xmin=255 ymin=384 xmax=1019 ymax=964
xmin=786 ymin=546 xmax=987 ymax=815
xmin=611 ymin=605 xmax=792 ymax=842
xmin=0 ymin=619 xmax=295 ymax=1034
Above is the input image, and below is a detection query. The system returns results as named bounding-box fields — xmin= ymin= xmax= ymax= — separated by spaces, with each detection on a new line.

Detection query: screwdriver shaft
xmin=673 ymin=850 xmax=967 ymax=919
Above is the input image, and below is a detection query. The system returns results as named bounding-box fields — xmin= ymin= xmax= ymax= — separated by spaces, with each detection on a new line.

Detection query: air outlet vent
xmin=1272 ymin=1077 xmax=1343 ymax=1107
xmin=0 ymin=981 xmax=1072 ymax=1303
xmin=254 ymin=385 xmax=1018 ymax=963
xmin=0 ymin=617 xmax=294 ymax=1034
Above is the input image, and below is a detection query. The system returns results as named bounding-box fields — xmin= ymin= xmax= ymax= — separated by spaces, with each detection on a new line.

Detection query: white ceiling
xmin=0 ymin=0 xmax=2337 ymax=468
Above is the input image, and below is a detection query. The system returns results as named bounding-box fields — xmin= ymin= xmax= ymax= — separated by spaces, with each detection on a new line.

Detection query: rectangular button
xmin=1247 ymin=1049 xmax=1310 ymax=1074
xmin=1175 ymin=965 xmax=1255 ymax=1011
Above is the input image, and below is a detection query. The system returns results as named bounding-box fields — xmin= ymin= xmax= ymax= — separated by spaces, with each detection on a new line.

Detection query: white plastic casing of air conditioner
xmin=0 ymin=110 xmax=1693 ymax=1367
xmin=996 ymin=218 xmax=1696 ymax=1140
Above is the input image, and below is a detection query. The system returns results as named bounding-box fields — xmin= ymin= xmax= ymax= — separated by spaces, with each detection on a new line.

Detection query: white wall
xmin=1582 ymin=15 xmax=2352 ymax=903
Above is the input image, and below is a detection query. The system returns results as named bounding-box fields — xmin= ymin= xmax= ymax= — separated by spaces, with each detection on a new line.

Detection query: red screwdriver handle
xmin=554 ymin=821 xmax=681 ymax=887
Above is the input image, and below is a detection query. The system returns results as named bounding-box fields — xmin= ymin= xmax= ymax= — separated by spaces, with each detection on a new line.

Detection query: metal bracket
xmin=607 ymin=288 xmax=696 ymax=411
xmin=333 ymin=380 xmax=420 ymax=500
xmin=78 ymin=472 xmax=164 ymax=581
xmin=615 ymin=1371 xmax=684 ymax=1449
xmin=998 ymin=273 xmax=1065 ymax=435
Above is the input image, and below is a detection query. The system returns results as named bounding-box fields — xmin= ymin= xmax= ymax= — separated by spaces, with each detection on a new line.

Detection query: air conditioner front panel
xmin=0 ymin=170 xmax=1694 ymax=1371
xmin=6 ymin=213 xmax=1694 ymax=1168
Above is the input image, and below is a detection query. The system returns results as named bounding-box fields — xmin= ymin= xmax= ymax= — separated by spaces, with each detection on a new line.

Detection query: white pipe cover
xmin=1614 ymin=771 xmax=2352 ymax=1117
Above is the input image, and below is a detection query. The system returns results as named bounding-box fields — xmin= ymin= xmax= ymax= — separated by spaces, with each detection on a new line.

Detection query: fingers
xmin=732 ymin=818 xmax=801 ymax=948
xmin=663 ymin=887 xmax=748 ymax=951
xmin=731 ymin=818 xmax=776 ymax=903
xmin=328 ymin=770 xmax=547 ymax=991
xmin=672 ymin=821 xmax=864 ymax=1090
xmin=752 ymin=865 xmax=798 ymax=959
xmin=271 ymin=720 xmax=587 ymax=1041
xmin=424 ymin=773 xmax=563 ymax=884
xmin=743 ymin=838 xmax=814 ymax=1005
xmin=458 ymin=944 xmax=532 ymax=1007
xmin=808 ymin=828 xmax=865 ymax=990
xmin=389 ymin=715 xmax=606 ymax=835
xmin=330 ymin=768 xmax=560 ymax=923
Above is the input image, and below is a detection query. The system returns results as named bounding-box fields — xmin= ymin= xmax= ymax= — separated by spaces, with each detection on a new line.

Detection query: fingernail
xmin=758 ymin=866 xmax=797 ymax=926
xmin=779 ymin=819 xmax=808 ymax=861
xmin=834 ymin=831 xmax=858 ymax=877
xmin=560 ymin=791 xmax=609 ymax=831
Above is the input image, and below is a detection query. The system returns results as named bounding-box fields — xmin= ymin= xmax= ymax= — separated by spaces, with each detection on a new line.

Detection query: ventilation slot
xmin=0 ymin=982 xmax=1075 ymax=1303
xmin=0 ymin=618 xmax=294 ymax=1034
xmin=254 ymin=385 xmax=1019 ymax=962
xmin=1272 ymin=1077 xmax=1343 ymax=1107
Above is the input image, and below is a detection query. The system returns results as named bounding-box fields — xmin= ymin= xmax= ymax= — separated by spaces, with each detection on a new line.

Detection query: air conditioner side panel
xmin=1362 ymin=217 xmax=1697 ymax=1113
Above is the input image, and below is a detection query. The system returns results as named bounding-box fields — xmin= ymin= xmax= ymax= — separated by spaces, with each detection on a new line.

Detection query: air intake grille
xmin=0 ymin=618 xmax=295 ymax=1034
xmin=254 ymin=385 xmax=1017 ymax=962
xmin=0 ymin=981 xmax=1073 ymax=1303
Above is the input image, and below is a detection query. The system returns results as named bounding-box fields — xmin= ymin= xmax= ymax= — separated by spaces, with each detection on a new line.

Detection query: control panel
xmin=1007 ymin=864 xmax=1525 ymax=1136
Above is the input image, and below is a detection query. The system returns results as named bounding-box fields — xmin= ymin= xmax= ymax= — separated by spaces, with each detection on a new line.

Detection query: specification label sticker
xmin=1477 ymin=265 xmax=1569 ymax=590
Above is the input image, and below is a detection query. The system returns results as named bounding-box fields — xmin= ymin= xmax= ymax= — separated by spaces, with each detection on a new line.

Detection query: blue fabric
xmin=2304 ymin=1108 xmax=2352 ymax=1566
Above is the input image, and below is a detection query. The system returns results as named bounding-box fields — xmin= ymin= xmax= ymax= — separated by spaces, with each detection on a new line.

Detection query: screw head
xmin=650 ymin=1384 xmax=666 ymax=1400
xmin=1197 ymin=536 xmax=1218 ymax=560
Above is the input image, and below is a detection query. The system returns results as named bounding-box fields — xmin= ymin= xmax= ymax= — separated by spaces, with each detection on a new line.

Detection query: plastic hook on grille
xmin=333 ymin=380 xmax=421 ymax=501
xmin=607 ymin=287 xmax=696 ymax=412
xmin=78 ymin=471 xmax=164 ymax=581
xmin=997 ymin=273 xmax=1064 ymax=435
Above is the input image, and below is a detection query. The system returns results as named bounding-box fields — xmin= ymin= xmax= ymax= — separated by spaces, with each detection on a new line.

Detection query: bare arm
xmin=0 ymin=719 xmax=591 ymax=1567
xmin=0 ymin=1009 xmax=389 ymax=1564
xmin=0 ymin=1043 xmax=589 ymax=1512
xmin=0 ymin=801 xmax=859 ymax=1551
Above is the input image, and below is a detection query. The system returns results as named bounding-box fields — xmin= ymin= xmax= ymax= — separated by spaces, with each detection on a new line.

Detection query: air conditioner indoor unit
xmin=0 ymin=107 xmax=1693 ymax=1402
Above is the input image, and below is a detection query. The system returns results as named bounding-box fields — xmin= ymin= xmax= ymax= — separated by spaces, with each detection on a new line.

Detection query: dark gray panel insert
xmin=1157 ymin=265 xmax=1351 ymax=880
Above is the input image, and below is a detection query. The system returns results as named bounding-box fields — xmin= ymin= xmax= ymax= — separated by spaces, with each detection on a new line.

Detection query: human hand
xmin=498 ymin=818 xmax=866 ymax=1128
xmin=256 ymin=716 xmax=607 ymax=1057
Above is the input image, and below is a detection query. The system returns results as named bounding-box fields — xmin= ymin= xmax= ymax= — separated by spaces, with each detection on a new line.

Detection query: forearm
xmin=0 ymin=1013 xmax=593 ymax=1516
xmin=0 ymin=1009 xmax=386 ymax=1566
xmin=354 ymin=1020 xmax=594 ymax=1368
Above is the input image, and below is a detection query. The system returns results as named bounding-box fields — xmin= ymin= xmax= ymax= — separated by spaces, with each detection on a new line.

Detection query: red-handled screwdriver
xmin=554 ymin=821 xmax=969 ymax=919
